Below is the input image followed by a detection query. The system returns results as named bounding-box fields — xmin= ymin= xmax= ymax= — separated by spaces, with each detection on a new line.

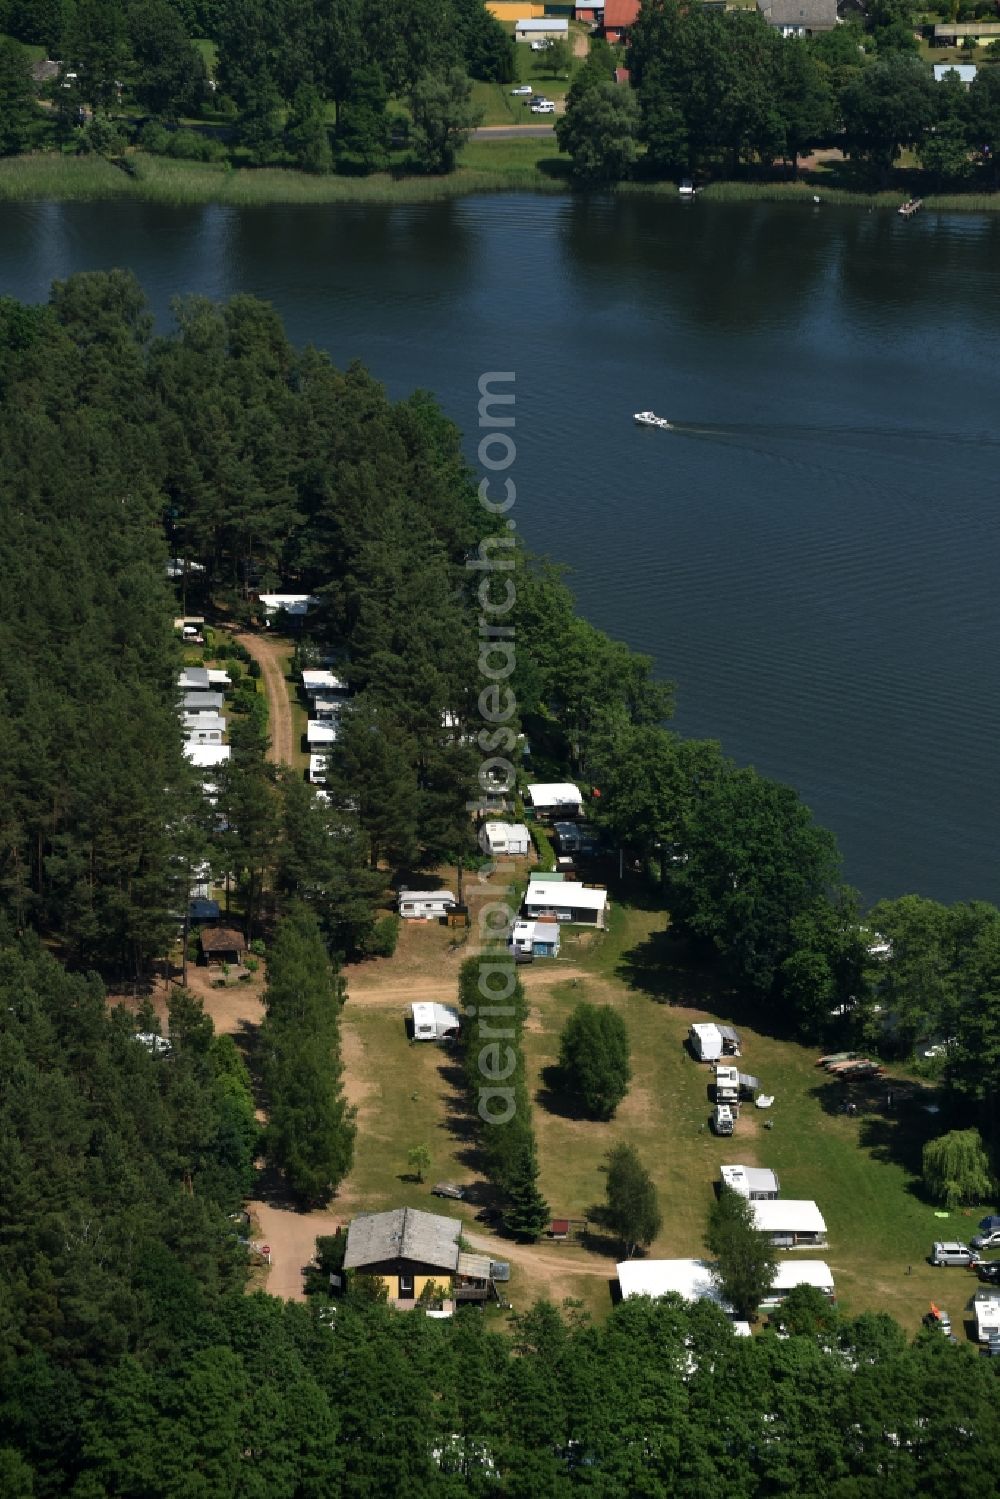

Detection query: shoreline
xmin=0 ymin=149 xmax=997 ymax=215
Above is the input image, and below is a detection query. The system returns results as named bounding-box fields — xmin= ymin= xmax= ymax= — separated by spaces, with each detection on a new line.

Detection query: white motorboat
xmin=634 ymin=411 xmax=672 ymax=430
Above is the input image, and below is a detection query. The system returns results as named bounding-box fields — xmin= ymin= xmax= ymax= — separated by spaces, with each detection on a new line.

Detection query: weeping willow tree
xmin=922 ymin=1128 xmax=995 ymax=1210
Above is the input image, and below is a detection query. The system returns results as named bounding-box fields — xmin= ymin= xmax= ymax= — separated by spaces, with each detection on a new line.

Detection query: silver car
xmin=931 ymin=1241 xmax=979 ymax=1266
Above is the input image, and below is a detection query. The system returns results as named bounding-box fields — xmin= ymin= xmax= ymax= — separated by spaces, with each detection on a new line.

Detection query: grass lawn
xmin=518 ymin=898 xmax=995 ymax=1337
xmin=2 ymin=31 xmax=45 ymax=62
xmin=193 ymin=37 xmax=218 ymax=76
xmin=326 ymin=879 xmax=998 ymax=1335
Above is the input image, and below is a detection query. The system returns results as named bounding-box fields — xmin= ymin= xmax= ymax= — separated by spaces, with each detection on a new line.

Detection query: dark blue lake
xmin=2 ymin=193 xmax=997 ymax=904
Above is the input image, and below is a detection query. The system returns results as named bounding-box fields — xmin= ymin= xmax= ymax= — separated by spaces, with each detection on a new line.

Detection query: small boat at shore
xmin=634 ymin=411 xmax=672 ymax=430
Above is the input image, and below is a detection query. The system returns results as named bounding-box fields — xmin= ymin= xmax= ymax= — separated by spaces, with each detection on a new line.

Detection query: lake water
xmin=2 ymin=193 xmax=998 ymax=906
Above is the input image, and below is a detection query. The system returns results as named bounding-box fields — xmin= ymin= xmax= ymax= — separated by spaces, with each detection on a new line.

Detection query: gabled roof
xmin=344 ymin=1207 xmax=461 ymax=1273
xmin=756 ymin=0 xmax=836 ymax=26
xmin=200 ymin=925 xmax=245 ymax=954
xmin=603 ymin=0 xmax=640 ymax=27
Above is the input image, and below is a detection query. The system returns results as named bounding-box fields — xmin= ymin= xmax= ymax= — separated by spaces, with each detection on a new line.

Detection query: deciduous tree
xmin=557 ymin=1001 xmax=631 ymax=1119
xmin=707 ymin=1185 xmax=777 ymax=1319
xmin=604 ymin=1143 xmax=661 ymax=1258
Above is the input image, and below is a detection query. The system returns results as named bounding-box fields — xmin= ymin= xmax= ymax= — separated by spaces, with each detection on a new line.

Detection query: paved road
xmin=471 ymin=125 xmax=557 ymax=140
xmin=236 ymin=631 xmax=294 ymax=766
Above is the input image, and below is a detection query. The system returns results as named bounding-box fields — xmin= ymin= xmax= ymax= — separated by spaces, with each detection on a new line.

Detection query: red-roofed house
xmin=603 ymin=0 xmax=640 ymax=42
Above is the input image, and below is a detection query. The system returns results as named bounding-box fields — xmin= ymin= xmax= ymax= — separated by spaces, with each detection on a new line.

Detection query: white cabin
xmin=182 ymin=713 xmax=225 ymax=744
xmin=482 ymin=821 xmax=532 ymax=858
xmin=522 ymin=879 xmax=607 ymax=928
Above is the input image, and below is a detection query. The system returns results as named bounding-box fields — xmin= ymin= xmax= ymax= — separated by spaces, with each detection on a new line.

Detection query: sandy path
xmin=246 ymin=1201 xmax=344 ymax=1298
xmin=344 ymin=964 xmax=590 ymax=1008
xmin=572 ymin=28 xmax=589 ymax=58
xmin=236 ymin=631 xmax=294 ymax=766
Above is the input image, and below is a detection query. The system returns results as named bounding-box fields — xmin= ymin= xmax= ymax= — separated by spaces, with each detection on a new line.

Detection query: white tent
xmin=617 ymin=1258 xmax=729 ymax=1308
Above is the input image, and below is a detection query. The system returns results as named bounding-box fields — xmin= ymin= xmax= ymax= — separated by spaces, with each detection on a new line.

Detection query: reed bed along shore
xmin=0 ymin=148 xmax=997 ymax=214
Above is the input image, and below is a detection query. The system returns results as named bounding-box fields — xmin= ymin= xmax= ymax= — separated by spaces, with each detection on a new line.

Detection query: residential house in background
xmin=514 ymin=16 xmax=570 ymax=41
xmin=756 ymin=0 xmax=837 ymax=35
xmin=933 ymin=21 xmax=1000 ymax=45
xmin=933 ymin=64 xmax=977 ymax=86
xmin=602 ymin=0 xmax=640 ymax=43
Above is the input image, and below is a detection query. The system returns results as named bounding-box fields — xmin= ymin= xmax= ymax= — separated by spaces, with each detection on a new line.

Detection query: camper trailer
xmin=398 ymin=890 xmax=457 ymax=920
xmin=690 ymin=1023 xmax=723 ymax=1061
xmin=411 ymin=1003 xmax=461 ymax=1042
xmin=712 ymin=1104 xmax=735 ymax=1136
xmin=715 ymin=1064 xmax=740 ymax=1105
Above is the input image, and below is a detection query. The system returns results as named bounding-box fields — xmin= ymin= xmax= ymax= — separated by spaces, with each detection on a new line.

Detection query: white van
xmin=712 ymin=1105 xmax=735 ymax=1136
xmin=531 ymin=100 xmax=555 ymax=114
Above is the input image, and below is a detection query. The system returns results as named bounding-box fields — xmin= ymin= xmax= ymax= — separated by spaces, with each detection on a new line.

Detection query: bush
xmin=250 ymin=938 xmax=266 ymax=957
xmin=531 ymin=822 xmax=556 ymax=872
xmin=248 ymin=659 xmax=261 ymax=680
xmin=245 ymin=957 xmax=259 ymax=974
xmin=362 ymin=914 xmax=399 ymax=959
xmin=167 ymin=129 xmax=226 ymax=163
xmin=139 ymin=120 xmax=170 ymax=155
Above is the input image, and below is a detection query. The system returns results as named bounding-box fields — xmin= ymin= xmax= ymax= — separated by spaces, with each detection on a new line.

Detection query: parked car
xmin=931 ymin=1241 xmax=979 ymax=1267
xmin=977 ymin=1260 xmax=1000 ymax=1284
xmin=971 ymin=1229 xmax=1000 ymax=1250
xmin=530 ymin=38 xmax=553 ymax=50
xmin=431 ymin=1182 xmax=465 ymax=1200
xmin=531 ymin=102 xmax=555 ymax=114
xmin=979 ymin=1214 xmax=1000 ymax=1235
xmin=510 ymin=84 xmax=532 ymax=95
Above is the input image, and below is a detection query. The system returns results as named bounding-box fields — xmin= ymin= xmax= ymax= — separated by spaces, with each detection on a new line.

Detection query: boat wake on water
xmin=652 ymin=419 xmax=1000 ymax=449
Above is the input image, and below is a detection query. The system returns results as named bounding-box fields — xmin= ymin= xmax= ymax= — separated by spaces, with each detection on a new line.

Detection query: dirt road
xmin=345 ymin=964 xmax=590 ymax=1009
xmin=236 ymin=631 xmax=294 ymax=766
